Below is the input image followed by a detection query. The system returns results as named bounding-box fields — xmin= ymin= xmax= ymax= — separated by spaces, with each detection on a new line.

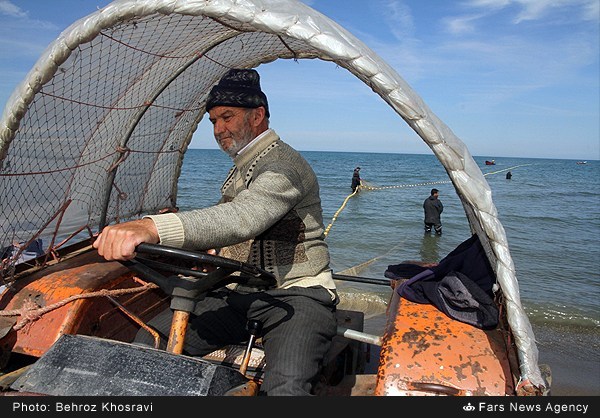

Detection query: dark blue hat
xmin=206 ymin=69 xmax=269 ymax=117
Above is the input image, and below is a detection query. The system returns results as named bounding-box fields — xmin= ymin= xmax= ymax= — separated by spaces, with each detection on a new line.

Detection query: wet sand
xmin=534 ymin=323 xmax=600 ymax=396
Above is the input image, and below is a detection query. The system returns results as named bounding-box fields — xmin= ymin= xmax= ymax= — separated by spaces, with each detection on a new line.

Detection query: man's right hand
xmin=93 ymin=218 xmax=160 ymax=261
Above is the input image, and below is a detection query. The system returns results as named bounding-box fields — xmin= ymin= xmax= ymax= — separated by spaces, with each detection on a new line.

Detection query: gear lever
xmin=239 ymin=320 xmax=262 ymax=376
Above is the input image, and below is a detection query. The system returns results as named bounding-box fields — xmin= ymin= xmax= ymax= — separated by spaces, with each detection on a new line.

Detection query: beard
xmin=215 ymin=112 xmax=255 ymax=158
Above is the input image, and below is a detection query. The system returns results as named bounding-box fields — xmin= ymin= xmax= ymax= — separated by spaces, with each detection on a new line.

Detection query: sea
xmin=177 ymin=148 xmax=600 ymax=396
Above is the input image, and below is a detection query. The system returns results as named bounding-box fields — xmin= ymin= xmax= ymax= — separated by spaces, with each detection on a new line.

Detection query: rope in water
xmin=323 ymin=163 xmax=532 ymax=238
xmin=482 ymin=164 xmax=531 ymax=176
xmin=326 ymin=163 xmax=533 ymax=278
xmin=334 ymin=238 xmax=409 ymax=276
xmin=360 ymin=179 xmax=450 ymax=191
xmin=323 ymin=179 xmax=449 ymax=237
xmin=323 ymin=188 xmax=359 ymax=237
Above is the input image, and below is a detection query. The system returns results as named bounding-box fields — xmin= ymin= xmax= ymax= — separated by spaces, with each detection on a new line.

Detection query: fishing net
xmin=1 ymin=5 xmax=325 ymax=281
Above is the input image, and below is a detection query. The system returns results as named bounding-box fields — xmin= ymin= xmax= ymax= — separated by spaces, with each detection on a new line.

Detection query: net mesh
xmin=0 ymin=12 xmax=318 ymax=282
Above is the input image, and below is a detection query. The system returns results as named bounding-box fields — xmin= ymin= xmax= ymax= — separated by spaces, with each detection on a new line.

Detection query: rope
xmin=0 ymin=280 xmax=158 ymax=331
xmin=324 ymin=164 xmax=531 ymax=271
xmin=325 ymin=165 xmax=530 ymax=236
xmin=336 ymin=238 xmax=408 ymax=276
xmin=361 ymin=179 xmax=451 ymax=191
xmin=323 ymin=178 xmax=450 ymax=237
xmin=323 ymin=187 xmax=359 ymax=237
xmin=483 ymin=164 xmax=532 ymax=176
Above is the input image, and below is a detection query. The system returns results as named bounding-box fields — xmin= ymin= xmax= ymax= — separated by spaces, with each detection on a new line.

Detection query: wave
xmin=525 ymin=304 xmax=600 ymax=329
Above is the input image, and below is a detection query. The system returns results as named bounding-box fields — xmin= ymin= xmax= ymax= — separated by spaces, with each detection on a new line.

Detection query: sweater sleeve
xmin=173 ymin=161 xmax=305 ymax=250
xmin=143 ymin=212 xmax=186 ymax=248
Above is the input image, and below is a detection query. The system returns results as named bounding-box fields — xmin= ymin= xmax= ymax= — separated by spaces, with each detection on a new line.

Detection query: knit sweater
xmin=146 ymin=129 xmax=335 ymax=291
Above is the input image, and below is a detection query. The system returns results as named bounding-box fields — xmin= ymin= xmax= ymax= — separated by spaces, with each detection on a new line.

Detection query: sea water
xmin=177 ymin=148 xmax=600 ymax=394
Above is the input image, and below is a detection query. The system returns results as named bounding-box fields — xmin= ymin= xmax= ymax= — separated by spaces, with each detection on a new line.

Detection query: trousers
xmin=135 ymin=285 xmax=338 ymax=396
xmin=424 ymin=221 xmax=442 ymax=234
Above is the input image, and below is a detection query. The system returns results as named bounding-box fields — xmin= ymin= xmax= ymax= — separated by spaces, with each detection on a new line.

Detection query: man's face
xmin=208 ymin=106 xmax=255 ymax=157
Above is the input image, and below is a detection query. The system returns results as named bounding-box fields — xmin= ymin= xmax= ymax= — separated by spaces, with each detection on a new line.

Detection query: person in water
xmin=423 ymin=188 xmax=443 ymax=235
xmin=351 ymin=166 xmax=361 ymax=192
xmin=93 ymin=68 xmax=338 ymax=396
xmin=506 ymin=171 xmax=512 ymax=180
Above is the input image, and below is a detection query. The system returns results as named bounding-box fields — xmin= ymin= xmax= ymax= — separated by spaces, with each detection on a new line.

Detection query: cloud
xmin=511 ymin=0 xmax=600 ymax=23
xmin=0 ymin=0 xmax=27 ymax=18
xmin=381 ymin=0 xmax=415 ymax=40
xmin=581 ymin=0 xmax=599 ymax=21
xmin=443 ymin=13 xmax=486 ymax=35
xmin=464 ymin=0 xmax=511 ymax=9
xmin=0 ymin=1 xmax=58 ymax=31
xmin=463 ymin=0 xmax=600 ymax=24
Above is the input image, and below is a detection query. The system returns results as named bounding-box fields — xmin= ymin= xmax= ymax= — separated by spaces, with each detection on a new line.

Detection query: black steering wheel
xmin=121 ymin=243 xmax=277 ymax=312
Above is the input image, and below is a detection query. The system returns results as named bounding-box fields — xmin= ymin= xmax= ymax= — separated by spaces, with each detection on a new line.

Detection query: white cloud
xmin=381 ymin=0 xmax=415 ymax=40
xmin=512 ymin=0 xmax=600 ymax=23
xmin=581 ymin=0 xmax=599 ymax=21
xmin=443 ymin=13 xmax=485 ymax=34
xmin=463 ymin=0 xmax=600 ymax=24
xmin=463 ymin=0 xmax=511 ymax=10
xmin=0 ymin=0 xmax=27 ymax=18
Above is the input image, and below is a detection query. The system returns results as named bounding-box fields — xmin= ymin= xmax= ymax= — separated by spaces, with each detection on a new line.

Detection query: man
xmin=351 ymin=166 xmax=361 ymax=192
xmin=423 ymin=188 xmax=443 ymax=235
xmin=93 ymin=69 xmax=338 ymax=396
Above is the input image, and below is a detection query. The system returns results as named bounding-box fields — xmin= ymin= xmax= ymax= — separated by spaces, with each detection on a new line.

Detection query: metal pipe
xmin=166 ymin=310 xmax=190 ymax=354
xmin=106 ymin=295 xmax=161 ymax=349
xmin=337 ymin=326 xmax=382 ymax=346
xmin=332 ymin=273 xmax=391 ymax=287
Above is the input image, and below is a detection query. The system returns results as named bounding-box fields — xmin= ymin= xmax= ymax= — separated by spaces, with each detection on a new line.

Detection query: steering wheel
xmin=121 ymin=243 xmax=277 ymax=312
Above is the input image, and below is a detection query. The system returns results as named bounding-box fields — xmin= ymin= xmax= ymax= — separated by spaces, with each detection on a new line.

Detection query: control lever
xmin=239 ymin=320 xmax=262 ymax=376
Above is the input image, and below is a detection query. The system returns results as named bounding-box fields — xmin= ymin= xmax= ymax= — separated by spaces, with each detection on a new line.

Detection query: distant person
xmin=506 ymin=171 xmax=512 ymax=180
xmin=423 ymin=188 xmax=443 ymax=235
xmin=351 ymin=166 xmax=362 ymax=192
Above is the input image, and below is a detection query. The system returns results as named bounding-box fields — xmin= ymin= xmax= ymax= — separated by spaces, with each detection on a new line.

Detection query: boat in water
xmin=485 ymin=160 xmax=496 ymax=165
xmin=0 ymin=0 xmax=550 ymax=397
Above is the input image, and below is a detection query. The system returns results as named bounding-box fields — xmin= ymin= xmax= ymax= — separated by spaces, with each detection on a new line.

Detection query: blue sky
xmin=0 ymin=0 xmax=598 ymax=160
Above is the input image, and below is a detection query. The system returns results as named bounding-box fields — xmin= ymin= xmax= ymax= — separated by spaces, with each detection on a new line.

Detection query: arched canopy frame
xmin=0 ymin=0 xmax=544 ymax=391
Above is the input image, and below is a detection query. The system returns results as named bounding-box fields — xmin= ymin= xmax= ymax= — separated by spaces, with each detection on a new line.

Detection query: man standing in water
xmin=93 ymin=68 xmax=338 ymax=396
xmin=351 ymin=166 xmax=361 ymax=192
xmin=423 ymin=188 xmax=443 ymax=235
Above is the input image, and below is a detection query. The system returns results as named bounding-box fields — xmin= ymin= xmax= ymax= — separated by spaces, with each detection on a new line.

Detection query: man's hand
xmin=93 ymin=218 xmax=160 ymax=261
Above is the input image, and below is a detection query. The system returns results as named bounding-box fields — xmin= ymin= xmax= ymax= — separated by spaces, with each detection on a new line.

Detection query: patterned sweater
xmin=146 ymin=129 xmax=335 ymax=291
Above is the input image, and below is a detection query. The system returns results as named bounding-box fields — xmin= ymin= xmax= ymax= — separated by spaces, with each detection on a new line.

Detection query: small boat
xmin=576 ymin=161 xmax=587 ymax=164
xmin=0 ymin=0 xmax=549 ymax=397
xmin=485 ymin=160 xmax=496 ymax=165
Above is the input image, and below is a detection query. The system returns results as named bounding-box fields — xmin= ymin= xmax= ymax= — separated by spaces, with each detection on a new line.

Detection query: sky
xmin=0 ymin=0 xmax=598 ymax=160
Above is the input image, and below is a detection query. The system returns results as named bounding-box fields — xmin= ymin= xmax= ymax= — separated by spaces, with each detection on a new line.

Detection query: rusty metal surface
xmin=166 ymin=310 xmax=190 ymax=354
xmin=0 ymin=250 xmax=168 ymax=359
xmin=375 ymin=292 xmax=516 ymax=396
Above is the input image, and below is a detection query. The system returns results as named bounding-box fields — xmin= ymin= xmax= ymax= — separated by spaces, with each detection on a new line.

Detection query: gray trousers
xmin=135 ymin=286 xmax=338 ymax=396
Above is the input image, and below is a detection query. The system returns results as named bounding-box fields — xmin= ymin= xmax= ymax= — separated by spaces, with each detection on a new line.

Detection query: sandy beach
xmin=535 ymin=323 xmax=600 ymax=396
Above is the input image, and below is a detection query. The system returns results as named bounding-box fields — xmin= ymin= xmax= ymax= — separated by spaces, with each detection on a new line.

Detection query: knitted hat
xmin=206 ymin=69 xmax=270 ymax=117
